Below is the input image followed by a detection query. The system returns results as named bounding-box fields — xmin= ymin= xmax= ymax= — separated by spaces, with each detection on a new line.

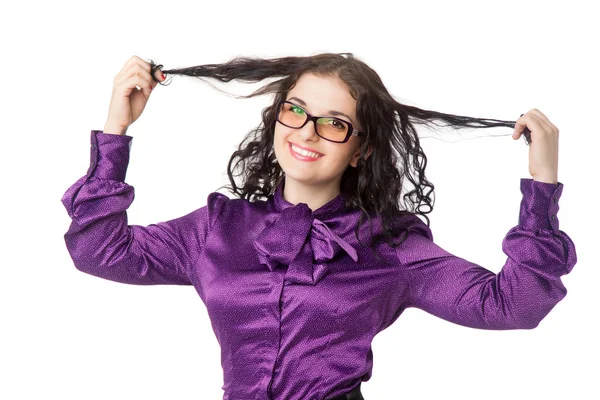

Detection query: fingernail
xmin=161 ymin=73 xmax=166 ymax=81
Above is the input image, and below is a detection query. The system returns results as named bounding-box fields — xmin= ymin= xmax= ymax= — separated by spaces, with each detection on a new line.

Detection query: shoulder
xmin=205 ymin=191 xmax=269 ymax=231
xmin=206 ymin=192 xmax=230 ymax=231
xmin=395 ymin=212 xmax=433 ymax=241
xmin=391 ymin=212 xmax=455 ymax=262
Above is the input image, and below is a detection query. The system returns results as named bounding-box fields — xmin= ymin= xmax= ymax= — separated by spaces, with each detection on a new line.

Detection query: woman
xmin=61 ymin=53 xmax=577 ymax=400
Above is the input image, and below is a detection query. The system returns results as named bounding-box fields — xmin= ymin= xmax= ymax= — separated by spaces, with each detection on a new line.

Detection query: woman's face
xmin=273 ymin=72 xmax=369 ymax=189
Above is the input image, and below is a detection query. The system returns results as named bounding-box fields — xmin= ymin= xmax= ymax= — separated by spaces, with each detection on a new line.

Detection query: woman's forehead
xmin=287 ymin=73 xmax=357 ymax=120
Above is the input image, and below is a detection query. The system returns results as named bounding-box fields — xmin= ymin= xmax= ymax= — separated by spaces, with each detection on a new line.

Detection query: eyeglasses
xmin=275 ymin=100 xmax=365 ymax=143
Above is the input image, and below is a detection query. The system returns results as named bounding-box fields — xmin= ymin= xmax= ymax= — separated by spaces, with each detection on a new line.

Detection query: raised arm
xmin=60 ymin=130 xmax=226 ymax=285
xmin=396 ymin=179 xmax=577 ymax=330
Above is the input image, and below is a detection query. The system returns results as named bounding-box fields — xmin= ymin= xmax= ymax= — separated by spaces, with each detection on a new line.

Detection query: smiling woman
xmin=61 ymin=53 xmax=577 ymax=400
xmin=272 ymin=72 xmax=373 ymax=211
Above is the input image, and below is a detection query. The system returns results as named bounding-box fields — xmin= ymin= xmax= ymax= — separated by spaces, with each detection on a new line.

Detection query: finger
xmin=119 ymin=55 xmax=147 ymax=77
xmin=513 ymin=113 xmax=528 ymax=139
xmin=150 ymin=65 xmax=165 ymax=83
xmin=514 ymin=112 xmax=544 ymax=140
xmin=119 ymin=57 xmax=164 ymax=95
xmin=139 ymin=73 xmax=154 ymax=98
xmin=138 ymin=58 xmax=165 ymax=83
xmin=129 ymin=57 xmax=165 ymax=86
xmin=115 ymin=56 xmax=150 ymax=86
xmin=526 ymin=107 xmax=552 ymax=121
xmin=528 ymin=108 xmax=558 ymax=132
xmin=122 ymin=55 xmax=142 ymax=71
xmin=131 ymin=66 xmax=154 ymax=99
xmin=513 ymin=113 xmax=534 ymax=139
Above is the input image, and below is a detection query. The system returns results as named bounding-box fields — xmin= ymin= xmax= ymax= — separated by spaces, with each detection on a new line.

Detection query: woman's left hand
xmin=512 ymin=109 xmax=559 ymax=184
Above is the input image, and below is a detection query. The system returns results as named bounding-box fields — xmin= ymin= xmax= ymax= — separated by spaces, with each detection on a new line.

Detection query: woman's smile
xmin=288 ymin=142 xmax=323 ymax=161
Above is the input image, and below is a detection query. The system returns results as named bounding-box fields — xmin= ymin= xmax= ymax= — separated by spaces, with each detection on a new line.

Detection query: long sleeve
xmin=396 ymin=178 xmax=577 ymax=330
xmin=61 ymin=130 xmax=226 ymax=285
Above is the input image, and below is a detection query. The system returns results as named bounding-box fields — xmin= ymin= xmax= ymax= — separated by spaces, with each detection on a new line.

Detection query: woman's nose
xmin=298 ymin=119 xmax=320 ymax=140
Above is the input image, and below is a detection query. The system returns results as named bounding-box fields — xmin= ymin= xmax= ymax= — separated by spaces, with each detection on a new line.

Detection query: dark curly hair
xmin=150 ymin=53 xmax=519 ymax=263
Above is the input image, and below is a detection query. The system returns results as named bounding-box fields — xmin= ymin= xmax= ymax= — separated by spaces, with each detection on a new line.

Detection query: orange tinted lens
xmin=279 ymin=102 xmax=306 ymax=128
xmin=316 ymin=117 xmax=349 ymax=142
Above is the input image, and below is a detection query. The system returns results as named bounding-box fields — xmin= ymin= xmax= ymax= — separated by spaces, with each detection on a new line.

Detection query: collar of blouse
xmin=252 ymin=181 xmax=359 ymax=285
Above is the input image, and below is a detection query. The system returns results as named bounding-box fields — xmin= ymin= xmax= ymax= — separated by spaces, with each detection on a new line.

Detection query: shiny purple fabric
xmin=61 ymin=130 xmax=577 ymax=400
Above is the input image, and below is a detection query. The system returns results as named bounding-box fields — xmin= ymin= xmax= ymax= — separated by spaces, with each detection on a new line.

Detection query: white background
xmin=1 ymin=0 xmax=597 ymax=399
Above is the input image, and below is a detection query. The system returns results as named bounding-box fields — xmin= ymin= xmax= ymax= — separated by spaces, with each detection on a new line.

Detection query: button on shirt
xmin=61 ymin=130 xmax=578 ymax=400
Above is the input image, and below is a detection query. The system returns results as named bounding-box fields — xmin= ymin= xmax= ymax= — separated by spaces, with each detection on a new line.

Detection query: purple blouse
xmin=61 ymin=130 xmax=577 ymax=400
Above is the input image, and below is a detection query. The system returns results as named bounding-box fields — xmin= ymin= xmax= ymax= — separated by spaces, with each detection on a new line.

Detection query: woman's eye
xmin=325 ymin=118 xmax=344 ymax=130
xmin=291 ymin=105 xmax=305 ymax=115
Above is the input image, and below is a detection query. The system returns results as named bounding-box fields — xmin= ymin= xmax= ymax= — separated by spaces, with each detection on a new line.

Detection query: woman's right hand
xmin=103 ymin=56 xmax=166 ymax=135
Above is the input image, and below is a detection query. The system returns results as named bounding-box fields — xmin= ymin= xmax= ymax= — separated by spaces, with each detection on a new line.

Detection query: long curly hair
xmin=150 ymin=53 xmax=518 ymax=261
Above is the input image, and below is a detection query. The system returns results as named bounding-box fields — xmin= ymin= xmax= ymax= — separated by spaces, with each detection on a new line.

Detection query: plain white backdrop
xmin=1 ymin=0 xmax=597 ymax=399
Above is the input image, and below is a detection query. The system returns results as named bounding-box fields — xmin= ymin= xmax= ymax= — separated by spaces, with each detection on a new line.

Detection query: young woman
xmin=61 ymin=53 xmax=577 ymax=400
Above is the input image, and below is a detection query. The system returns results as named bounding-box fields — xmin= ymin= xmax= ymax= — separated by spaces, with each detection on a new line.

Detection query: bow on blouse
xmin=253 ymin=203 xmax=359 ymax=285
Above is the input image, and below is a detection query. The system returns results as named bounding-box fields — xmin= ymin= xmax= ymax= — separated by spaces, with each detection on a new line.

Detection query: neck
xmin=282 ymin=176 xmax=341 ymax=212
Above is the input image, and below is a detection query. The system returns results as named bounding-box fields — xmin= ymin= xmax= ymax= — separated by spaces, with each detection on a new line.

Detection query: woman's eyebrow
xmin=287 ymin=96 xmax=354 ymax=124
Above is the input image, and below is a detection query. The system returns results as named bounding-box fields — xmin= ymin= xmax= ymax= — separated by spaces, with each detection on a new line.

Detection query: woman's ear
xmin=349 ymin=144 xmax=373 ymax=168
xmin=364 ymin=145 xmax=373 ymax=160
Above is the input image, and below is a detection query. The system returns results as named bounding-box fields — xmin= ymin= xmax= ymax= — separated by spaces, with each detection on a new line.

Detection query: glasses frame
xmin=275 ymin=100 xmax=365 ymax=143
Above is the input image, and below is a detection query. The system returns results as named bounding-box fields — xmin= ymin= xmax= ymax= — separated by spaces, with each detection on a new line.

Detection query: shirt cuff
xmin=518 ymin=178 xmax=563 ymax=233
xmin=86 ymin=130 xmax=133 ymax=182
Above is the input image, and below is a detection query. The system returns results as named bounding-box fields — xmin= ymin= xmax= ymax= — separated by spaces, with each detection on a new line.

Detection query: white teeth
xmin=291 ymin=144 xmax=320 ymax=158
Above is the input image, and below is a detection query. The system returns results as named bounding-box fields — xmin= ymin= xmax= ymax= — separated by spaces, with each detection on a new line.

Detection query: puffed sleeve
xmin=60 ymin=130 xmax=227 ymax=285
xmin=396 ymin=178 xmax=577 ymax=330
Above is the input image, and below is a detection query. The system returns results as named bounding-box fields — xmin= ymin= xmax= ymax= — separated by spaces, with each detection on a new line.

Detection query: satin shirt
xmin=61 ymin=130 xmax=577 ymax=400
